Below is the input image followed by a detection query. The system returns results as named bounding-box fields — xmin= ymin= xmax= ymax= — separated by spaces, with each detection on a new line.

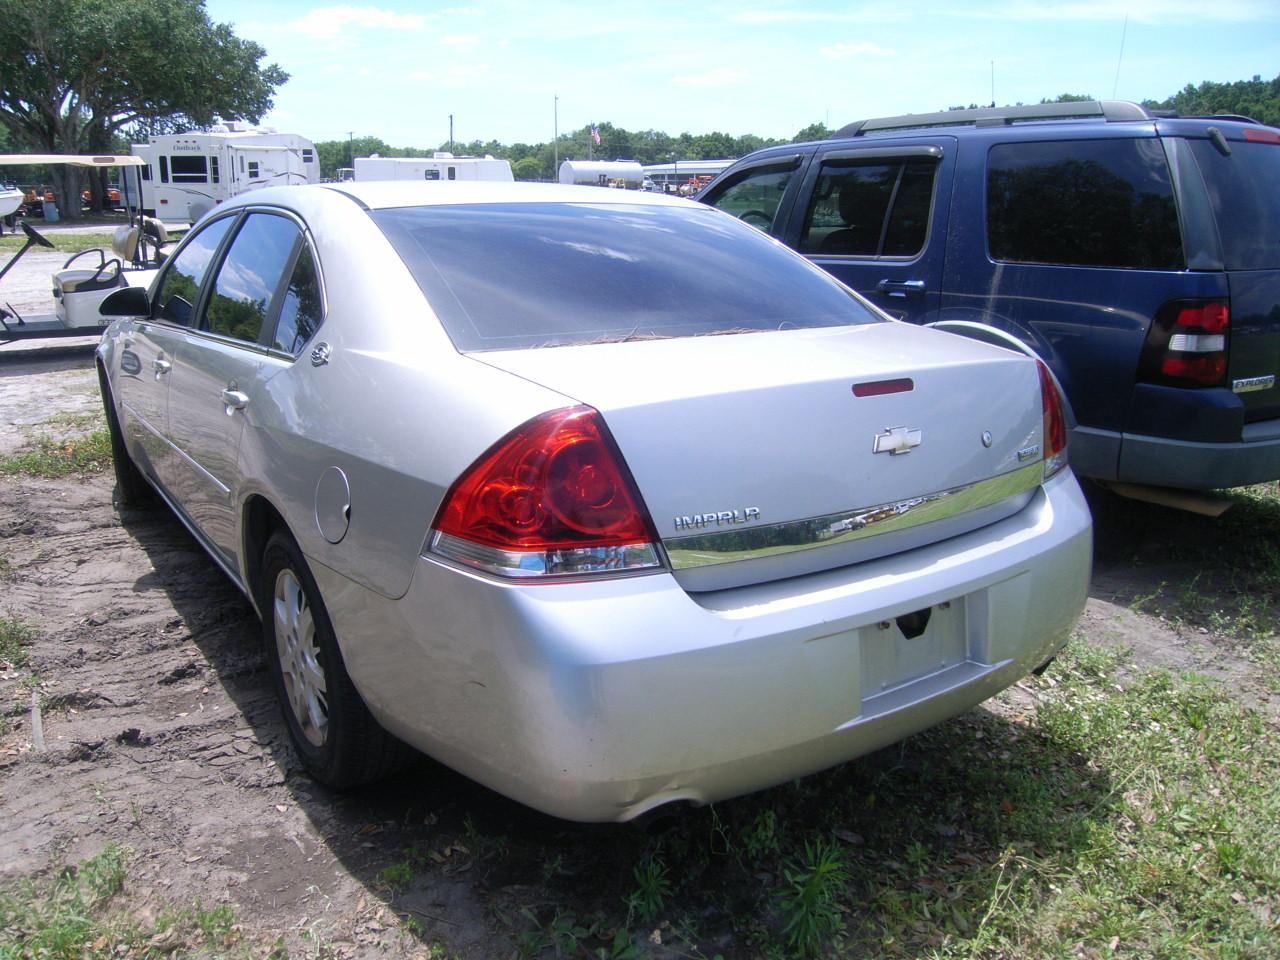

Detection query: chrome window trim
xmin=665 ymin=462 xmax=1043 ymax=570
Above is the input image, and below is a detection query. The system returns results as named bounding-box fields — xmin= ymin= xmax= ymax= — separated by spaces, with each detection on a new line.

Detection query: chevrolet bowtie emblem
xmin=873 ymin=426 xmax=922 ymax=456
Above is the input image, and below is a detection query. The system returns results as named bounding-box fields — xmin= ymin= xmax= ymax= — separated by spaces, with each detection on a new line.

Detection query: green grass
xmin=433 ymin=641 xmax=1278 ymax=959
xmin=0 ymin=846 xmax=257 ymax=959
xmin=0 ymin=431 xmax=112 ymax=478
xmin=1094 ymin=481 xmax=1280 ymax=686
xmin=0 ymin=231 xmax=116 ymax=253
xmin=0 ymin=616 xmax=35 ymax=669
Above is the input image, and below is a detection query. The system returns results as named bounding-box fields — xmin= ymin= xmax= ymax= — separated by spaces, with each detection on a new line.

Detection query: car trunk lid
xmin=475 ymin=323 xmax=1046 ymax=591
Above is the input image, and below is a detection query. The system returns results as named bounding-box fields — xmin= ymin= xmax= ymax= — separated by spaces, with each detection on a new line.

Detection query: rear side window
xmin=987 ymin=139 xmax=1183 ymax=270
xmin=205 ymin=213 xmax=301 ymax=344
xmin=273 ymin=245 xmax=324 ymax=355
xmin=799 ymin=157 xmax=936 ymax=257
xmin=373 ymin=202 xmax=880 ymax=352
xmin=1189 ymin=139 xmax=1280 ymax=270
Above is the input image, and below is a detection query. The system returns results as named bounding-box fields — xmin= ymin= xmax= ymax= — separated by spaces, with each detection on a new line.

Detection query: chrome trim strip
xmin=665 ymin=462 xmax=1043 ymax=570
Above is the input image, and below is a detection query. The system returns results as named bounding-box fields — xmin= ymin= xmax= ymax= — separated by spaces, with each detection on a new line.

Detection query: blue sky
xmin=204 ymin=1 xmax=1280 ymax=148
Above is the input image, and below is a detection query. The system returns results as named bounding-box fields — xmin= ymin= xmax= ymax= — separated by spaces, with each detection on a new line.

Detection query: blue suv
xmin=700 ymin=101 xmax=1280 ymax=490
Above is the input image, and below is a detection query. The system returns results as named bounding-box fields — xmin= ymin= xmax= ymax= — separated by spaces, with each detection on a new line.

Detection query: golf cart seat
xmin=141 ymin=217 xmax=180 ymax=264
xmin=51 ymin=225 xmax=147 ymax=329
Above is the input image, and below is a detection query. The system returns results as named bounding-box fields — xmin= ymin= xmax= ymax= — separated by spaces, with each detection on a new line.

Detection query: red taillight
xmin=1139 ymin=299 xmax=1230 ymax=388
xmin=1176 ymin=302 xmax=1229 ymax=334
xmin=1037 ymin=361 xmax=1069 ymax=478
xmin=1161 ymin=352 xmax=1227 ymax=382
xmin=430 ymin=406 xmax=662 ymax=578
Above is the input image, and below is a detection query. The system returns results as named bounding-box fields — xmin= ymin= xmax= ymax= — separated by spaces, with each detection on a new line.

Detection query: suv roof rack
xmin=832 ymin=100 xmax=1153 ymax=138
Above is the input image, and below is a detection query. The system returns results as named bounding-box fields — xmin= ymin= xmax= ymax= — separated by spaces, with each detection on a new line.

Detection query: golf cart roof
xmin=0 ymin=154 xmax=145 ymax=167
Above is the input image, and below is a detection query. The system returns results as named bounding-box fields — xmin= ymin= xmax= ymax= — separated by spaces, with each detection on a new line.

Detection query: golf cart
xmin=0 ymin=154 xmax=167 ymax=345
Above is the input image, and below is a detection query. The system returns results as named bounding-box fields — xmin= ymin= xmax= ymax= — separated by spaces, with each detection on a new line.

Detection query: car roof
xmin=315 ymin=180 xmax=698 ymax=211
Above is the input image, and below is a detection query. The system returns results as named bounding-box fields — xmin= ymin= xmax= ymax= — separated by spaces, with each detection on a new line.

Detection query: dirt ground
xmin=0 ymin=251 xmax=1275 ymax=956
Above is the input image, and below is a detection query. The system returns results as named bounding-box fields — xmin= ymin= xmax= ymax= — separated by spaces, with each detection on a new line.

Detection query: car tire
xmin=259 ymin=529 xmax=411 ymax=787
xmin=98 ymin=369 xmax=153 ymax=509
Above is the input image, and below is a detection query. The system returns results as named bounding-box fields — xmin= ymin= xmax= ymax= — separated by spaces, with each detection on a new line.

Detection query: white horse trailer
xmin=132 ymin=124 xmax=320 ymax=222
xmin=353 ymin=153 xmax=513 ymax=182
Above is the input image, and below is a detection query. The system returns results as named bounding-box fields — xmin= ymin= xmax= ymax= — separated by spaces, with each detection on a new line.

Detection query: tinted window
xmin=987 ymin=139 xmax=1183 ymax=269
xmin=170 ymin=156 xmax=207 ymax=183
xmin=373 ymin=203 xmax=880 ymax=352
xmin=205 ymin=214 xmax=301 ymax=344
xmin=707 ymin=164 xmax=796 ymax=234
xmin=273 ymin=245 xmax=323 ymax=355
xmin=799 ymin=158 xmax=936 ymax=257
xmin=210 ymin=157 xmax=220 ymax=184
xmin=153 ymin=216 xmax=235 ymax=326
xmin=158 ymin=156 xmax=169 ymax=184
xmin=1189 ymin=139 xmax=1280 ymax=270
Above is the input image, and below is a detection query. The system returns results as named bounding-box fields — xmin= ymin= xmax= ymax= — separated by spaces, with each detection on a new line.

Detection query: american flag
xmin=591 ymin=126 xmax=601 ymax=145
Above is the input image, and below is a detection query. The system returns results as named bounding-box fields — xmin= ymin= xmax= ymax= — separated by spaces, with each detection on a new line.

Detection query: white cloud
xmin=441 ymin=33 xmax=480 ymax=46
xmin=730 ymin=8 xmax=905 ymax=24
xmin=673 ymin=68 xmax=748 ymax=88
xmin=820 ymin=41 xmax=896 ymax=59
xmin=289 ymin=6 xmax=427 ymax=41
xmin=972 ymin=0 xmax=1274 ymax=22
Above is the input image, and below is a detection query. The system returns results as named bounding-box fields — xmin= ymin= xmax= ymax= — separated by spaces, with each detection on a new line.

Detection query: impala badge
xmin=873 ymin=426 xmax=922 ymax=456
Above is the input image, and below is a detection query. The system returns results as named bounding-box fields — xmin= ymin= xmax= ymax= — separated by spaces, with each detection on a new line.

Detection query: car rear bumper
xmin=1112 ymin=420 xmax=1280 ymax=489
xmin=309 ymin=470 xmax=1092 ymax=822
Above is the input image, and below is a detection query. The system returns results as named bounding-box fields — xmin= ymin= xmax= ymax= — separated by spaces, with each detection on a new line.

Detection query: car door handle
xmin=152 ymin=358 xmax=171 ymax=378
xmin=876 ymin=279 xmax=927 ymax=298
xmin=221 ymin=388 xmax=250 ymax=412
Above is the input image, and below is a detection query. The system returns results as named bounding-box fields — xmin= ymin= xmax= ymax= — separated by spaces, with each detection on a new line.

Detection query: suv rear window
xmin=372 ymin=203 xmax=880 ymax=352
xmin=1188 ymin=138 xmax=1280 ymax=270
xmin=987 ymin=139 xmax=1183 ymax=270
xmin=799 ymin=158 xmax=936 ymax=257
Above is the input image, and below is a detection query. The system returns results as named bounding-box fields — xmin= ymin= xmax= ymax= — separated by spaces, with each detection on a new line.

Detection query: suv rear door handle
xmin=876 ymin=279 xmax=926 ymax=298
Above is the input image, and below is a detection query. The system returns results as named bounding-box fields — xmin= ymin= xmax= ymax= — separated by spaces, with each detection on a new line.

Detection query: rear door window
xmin=272 ymin=245 xmax=324 ymax=355
xmin=799 ymin=157 xmax=937 ymax=257
xmin=204 ymin=213 xmax=302 ymax=345
xmin=1189 ymin=138 xmax=1280 ymax=270
xmin=987 ymin=138 xmax=1183 ymax=270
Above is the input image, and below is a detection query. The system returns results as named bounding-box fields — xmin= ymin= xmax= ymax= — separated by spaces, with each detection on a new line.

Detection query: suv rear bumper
xmin=1074 ymin=423 xmax=1280 ymax=488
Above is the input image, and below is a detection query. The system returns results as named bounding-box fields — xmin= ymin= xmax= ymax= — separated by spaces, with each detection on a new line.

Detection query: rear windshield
xmin=1189 ymin=138 xmax=1280 ymax=270
xmin=371 ymin=202 xmax=880 ymax=351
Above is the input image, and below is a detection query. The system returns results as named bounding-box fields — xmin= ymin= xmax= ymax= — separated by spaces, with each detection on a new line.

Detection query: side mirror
xmin=100 ymin=285 xmax=150 ymax=318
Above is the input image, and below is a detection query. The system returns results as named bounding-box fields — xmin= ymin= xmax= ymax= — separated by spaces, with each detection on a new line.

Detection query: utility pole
xmin=553 ymin=95 xmax=559 ymax=179
xmin=449 ymin=115 xmax=454 ymax=154
xmin=347 ymin=131 xmax=353 ymax=167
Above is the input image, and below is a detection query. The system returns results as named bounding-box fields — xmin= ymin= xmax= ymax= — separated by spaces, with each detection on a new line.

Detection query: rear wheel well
xmin=243 ymin=496 xmax=288 ymax=610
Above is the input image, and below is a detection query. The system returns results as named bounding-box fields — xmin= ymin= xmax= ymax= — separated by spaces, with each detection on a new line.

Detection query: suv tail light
xmin=429 ymin=406 xmax=664 ymax=579
xmin=1139 ymin=299 xmax=1230 ymax=388
xmin=1037 ymin=360 xmax=1069 ymax=478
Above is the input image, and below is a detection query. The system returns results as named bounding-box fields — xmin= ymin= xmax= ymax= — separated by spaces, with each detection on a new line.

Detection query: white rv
xmin=132 ymin=123 xmax=320 ymax=222
xmin=353 ymin=153 xmax=513 ymax=182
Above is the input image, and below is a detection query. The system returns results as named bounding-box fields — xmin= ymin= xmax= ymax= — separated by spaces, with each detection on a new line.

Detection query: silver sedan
xmin=96 ymin=182 xmax=1091 ymax=821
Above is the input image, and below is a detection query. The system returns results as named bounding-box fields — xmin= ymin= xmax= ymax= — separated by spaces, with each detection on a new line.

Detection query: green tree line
xmin=316 ymin=73 xmax=1280 ymax=181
